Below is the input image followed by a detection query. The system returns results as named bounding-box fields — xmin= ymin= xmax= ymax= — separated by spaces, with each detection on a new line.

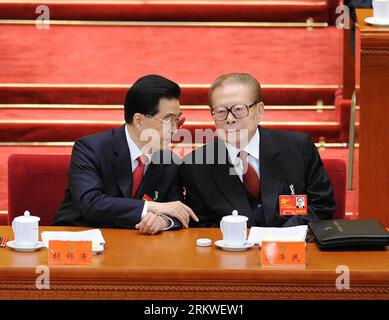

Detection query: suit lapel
xmin=259 ymin=126 xmax=283 ymax=226
xmin=208 ymin=139 xmax=252 ymax=216
xmin=111 ymin=125 xmax=133 ymax=197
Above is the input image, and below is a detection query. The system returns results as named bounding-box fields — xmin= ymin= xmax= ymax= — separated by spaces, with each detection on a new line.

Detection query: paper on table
xmin=41 ymin=229 xmax=105 ymax=249
xmin=247 ymin=225 xmax=308 ymax=245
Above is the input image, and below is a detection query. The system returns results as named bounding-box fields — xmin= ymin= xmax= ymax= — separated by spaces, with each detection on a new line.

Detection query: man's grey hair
xmin=208 ymin=73 xmax=262 ymax=107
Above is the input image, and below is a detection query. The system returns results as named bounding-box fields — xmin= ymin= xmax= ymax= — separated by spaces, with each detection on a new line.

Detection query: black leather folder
xmin=309 ymin=219 xmax=389 ymax=250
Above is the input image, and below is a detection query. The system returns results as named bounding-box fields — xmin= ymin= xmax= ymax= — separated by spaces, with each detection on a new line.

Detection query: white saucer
xmin=214 ymin=240 xmax=255 ymax=252
xmin=365 ymin=17 xmax=389 ymax=27
xmin=6 ymin=240 xmax=45 ymax=252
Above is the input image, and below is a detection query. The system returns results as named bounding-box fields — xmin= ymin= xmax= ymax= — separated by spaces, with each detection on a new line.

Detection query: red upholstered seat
xmin=7 ymin=154 xmax=346 ymax=226
xmin=322 ymin=158 xmax=346 ymax=219
xmin=0 ymin=214 xmax=8 ymax=225
xmin=8 ymin=154 xmax=70 ymax=226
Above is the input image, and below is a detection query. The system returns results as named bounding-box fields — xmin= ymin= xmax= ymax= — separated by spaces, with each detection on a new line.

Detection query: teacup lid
xmin=196 ymin=238 xmax=212 ymax=247
xmin=222 ymin=210 xmax=248 ymax=223
xmin=13 ymin=210 xmax=40 ymax=223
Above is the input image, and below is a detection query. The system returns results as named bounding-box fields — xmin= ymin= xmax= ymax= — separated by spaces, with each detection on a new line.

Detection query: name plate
xmin=48 ymin=240 xmax=92 ymax=265
xmin=261 ymin=241 xmax=306 ymax=267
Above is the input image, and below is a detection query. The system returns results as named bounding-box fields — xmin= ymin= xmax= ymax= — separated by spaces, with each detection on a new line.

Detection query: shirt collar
xmin=125 ymin=125 xmax=152 ymax=163
xmin=224 ymin=128 xmax=260 ymax=164
xmin=246 ymin=128 xmax=260 ymax=160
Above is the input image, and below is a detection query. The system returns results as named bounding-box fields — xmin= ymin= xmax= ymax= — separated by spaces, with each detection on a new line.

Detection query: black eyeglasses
xmin=144 ymin=114 xmax=182 ymax=128
xmin=211 ymin=101 xmax=258 ymax=121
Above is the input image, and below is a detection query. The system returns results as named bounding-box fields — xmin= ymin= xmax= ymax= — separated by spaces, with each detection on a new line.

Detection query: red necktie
xmin=238 ymin=151 xmax=261 ymax=201
xmin=131 ymin=154 xmax=147 ymax=198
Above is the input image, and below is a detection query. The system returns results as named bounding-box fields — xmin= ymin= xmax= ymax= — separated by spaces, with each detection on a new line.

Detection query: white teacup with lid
xmin=12 ymin=210 xmax=40 ymax=247
xmin=373 ymin=0 xmax=389 ymax=22
xmin=220 ymin=210 xmax=248 ymax=246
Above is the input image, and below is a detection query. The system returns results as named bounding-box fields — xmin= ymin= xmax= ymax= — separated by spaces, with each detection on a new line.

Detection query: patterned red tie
xmin=131 ymin=154 xmax=147 ymax=198
xmin=238 ymin=151 xmax=261 ymax=201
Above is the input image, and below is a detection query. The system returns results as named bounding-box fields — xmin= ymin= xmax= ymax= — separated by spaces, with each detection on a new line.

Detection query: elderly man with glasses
xmin=181 ymin=73 xmax=335 ymax=228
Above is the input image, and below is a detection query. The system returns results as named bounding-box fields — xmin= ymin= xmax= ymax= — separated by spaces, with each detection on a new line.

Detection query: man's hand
xmin=135 ymin=212 xmax=169 ymax=235
xmin=147 ymin=201 xmax=199 ymax=228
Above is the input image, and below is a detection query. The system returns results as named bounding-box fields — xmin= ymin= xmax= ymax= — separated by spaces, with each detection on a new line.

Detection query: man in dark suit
xmin=55 ymin=75 xmax=198 ymax=234
xmin=181 ymin=73 xmax=335 ymax=228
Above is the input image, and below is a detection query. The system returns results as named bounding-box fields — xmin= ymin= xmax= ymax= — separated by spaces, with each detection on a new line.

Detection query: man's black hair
xmin=124 ymin=74 xmax=180 ymax=123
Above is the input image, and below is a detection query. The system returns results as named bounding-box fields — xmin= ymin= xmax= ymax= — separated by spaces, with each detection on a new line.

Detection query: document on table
xmin=247 ymin=225 xmax=308 ymax=245
xmin=41 ymin=229 xmax=105 ymax=251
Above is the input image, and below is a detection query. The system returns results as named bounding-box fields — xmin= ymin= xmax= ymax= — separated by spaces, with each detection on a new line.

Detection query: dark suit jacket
xmin=181 ymin=126 xmax=336 ymax=228
xmin=54 ymin=125 xmax=182 ymax=229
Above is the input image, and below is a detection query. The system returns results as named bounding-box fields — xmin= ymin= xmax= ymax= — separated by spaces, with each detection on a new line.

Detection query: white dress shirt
xmin=224 ymin=128 xmax=260 ymax=181
xmin=125 ymin=125 xmax=173 ymax=229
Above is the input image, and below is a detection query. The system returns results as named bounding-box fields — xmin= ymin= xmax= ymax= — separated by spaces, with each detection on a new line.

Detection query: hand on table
xmin=147 ymin=201 xmax=199 ymax=228
xmin=135 ymin=212 xmax=169 ymax=235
